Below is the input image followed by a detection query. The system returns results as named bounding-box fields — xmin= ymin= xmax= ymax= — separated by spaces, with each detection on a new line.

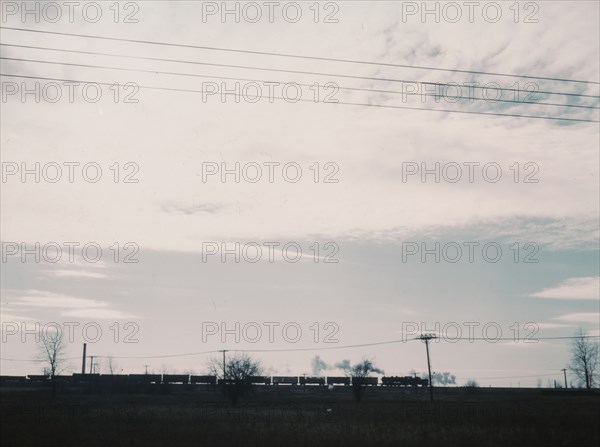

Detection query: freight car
xmin=381 ymin=376 xmax=429 ymax=387
xmin=327 ymin=376 xmax=351 ymax=386
xmin=27 ymin=375 xmax=50 ymax=382
xmin=128 ymin=374 xmax=161 ymax=384
xmin=190 ymin=375 xmax=217 ymax=385
xmin=299 ymin=376 xmax=325 ymax=386
xmin=0 ymin=375 xmax=28 ymax=384
xmin=352 ymin=377 xmax=378 ymax=386
xmin=246 ymin=376 xmax=271 ymax=385
xmin=162 ymin=374 xmax=190 ymax=385
xmin=272 ymin=376 xmax=299 ymax=385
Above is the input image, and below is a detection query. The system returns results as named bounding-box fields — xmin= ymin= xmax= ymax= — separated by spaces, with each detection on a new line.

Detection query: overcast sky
xmin=1 ymin=1 xmax=599 ymax=386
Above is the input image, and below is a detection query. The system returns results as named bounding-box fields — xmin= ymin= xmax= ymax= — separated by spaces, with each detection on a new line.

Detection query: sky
xmin=0 ymin=0 xmax=599 ymax=387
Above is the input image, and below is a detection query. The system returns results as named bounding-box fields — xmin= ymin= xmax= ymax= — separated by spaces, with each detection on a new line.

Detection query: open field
xmin=2 ymin=386 xmax=599 ymax=447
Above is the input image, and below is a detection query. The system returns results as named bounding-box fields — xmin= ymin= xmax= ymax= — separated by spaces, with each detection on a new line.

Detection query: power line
xmin=455 ymin=372 xmax=560 ymax=380
xmin=100 ymin=349 xmax=221 ymax=360
xmin=4 ymin=56 xmax=597 ymax=111
xmin=1 ymin=26 xmax=597 ymax=85
xmin=1 ymin=335 xmax=598 ymax=362
xmin=2 ymin=73 xmax=597 ymax=123
xmin=232 ymin=338 xmax=422 ymax=353
xmin=3 ymin=43 xmax=599 ymax=101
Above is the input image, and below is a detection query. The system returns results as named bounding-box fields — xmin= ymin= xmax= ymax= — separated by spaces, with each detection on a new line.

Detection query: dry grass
xmin=1 ymin=386 xmax=598 ymax=447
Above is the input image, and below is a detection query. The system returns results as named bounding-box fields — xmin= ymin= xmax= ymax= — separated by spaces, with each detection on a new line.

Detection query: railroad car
xmin=190 ymin=375 xmax=217 ymax=385
xmin=352 ymin=377 xmax=378 ymax=386
xmin=0 ymin=375 xmax=28 ymax=384
xmin=246 ymin=376 xmax=271 ymax=385
xmin=327 ymin=376 xmax=351 ymax=386
xmin=299 ymin=376 xmax=325 ymax=386
xmin=161 ymin=374 xmax=190 ymax=384
xmin=128 ymin=374 xmax=161 ymax=384
xmin=272 ymin=376 xmax=299 ymax=385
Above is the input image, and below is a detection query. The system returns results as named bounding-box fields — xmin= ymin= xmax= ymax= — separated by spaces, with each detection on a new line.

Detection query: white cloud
xmin=61 ymin=309 xmax=138 ymax=319
xmin=39 ymin=269 xmax=109 ymax=279
xmin=531 ymin=277 xmax=599 ymax=300
xmin=0 ymin=3 xmax=598 ymax=251
xmin=554 ymin=313 xmax=600 ymax=325
xmin=9 ymin=290 xmax=108 ymax=309
xmin=0 ymin=311 xmax=34 ymax=324
xmin=535 ymin=323 xmax=575 ymax=330
xmin=5 ymin=291 xmax=136 ymax=320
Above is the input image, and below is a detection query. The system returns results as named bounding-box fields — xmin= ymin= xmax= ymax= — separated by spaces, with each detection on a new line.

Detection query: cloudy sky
xmin=1 ymin=1 xmax=599 ymax=386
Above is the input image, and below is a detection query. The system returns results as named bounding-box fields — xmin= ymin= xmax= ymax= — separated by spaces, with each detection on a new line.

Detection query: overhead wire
xmin=2 ymin=73 xmax=597 ymax=123
xmin=1 ymin=26 xmax=597 ymax=85
xmin=2 ymin=43 xmax=598 ymax=101
xmin=3 ymin=55 xmax=598 ymax=111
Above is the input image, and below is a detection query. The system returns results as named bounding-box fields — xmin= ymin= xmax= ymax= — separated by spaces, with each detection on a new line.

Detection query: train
xmin=0 ymin=374 xmax=428 ymax=387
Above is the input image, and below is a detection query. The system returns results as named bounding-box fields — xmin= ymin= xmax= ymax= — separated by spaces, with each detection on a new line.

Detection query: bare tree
xmin=464 ymin=379 xmax=479 ymax=388
xmin=37 ymin=330 xmax=68 ymax=398
xmin=569 ymin=329 xmax=599 ymax=389
xmin=336 ymin=358 xmax=383 ymax=402
xmin=207 ymin=353 xmax=263 ymax=404
xmin=161 ymin=364 xmax=175 ymax=375
xmin=106 ymin=355 xmax=120 ymax=374
xmin=92 ymin=358 xmax=102 ymax=375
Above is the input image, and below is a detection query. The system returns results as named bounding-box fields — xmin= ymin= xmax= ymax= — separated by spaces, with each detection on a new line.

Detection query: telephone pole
xmin=419 ymin=334 xmax=437 ymax=402
xmin=220 ymin=350 xmax=228 ymax=380
xmin=561 ymin=368 xmax=568 ymax=388
xmin=143 ymin=365 xmax=150 ymax=375
xmin=81 ymin=343 xmax=87 ymax=374
xmin=219 ymin=350 xmax=228 ymax=395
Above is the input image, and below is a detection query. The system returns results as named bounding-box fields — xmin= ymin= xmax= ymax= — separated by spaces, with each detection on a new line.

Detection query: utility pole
xmin=89 ymin=355 xmax=95 ymax=374
xmin=219 ymin=350 xmax=228 ymax=395
xmin=143 ymin=365 xmax=150 ymax=375
xmin=81 ymin=343 xmax=87 ymax=374
xmin=219 ymin=350 xmax=228 ymax=380
xmin=561 ymin=368 xmax=568 ymax=388
xmin=419 ymin=334 xmax=437 ymax=402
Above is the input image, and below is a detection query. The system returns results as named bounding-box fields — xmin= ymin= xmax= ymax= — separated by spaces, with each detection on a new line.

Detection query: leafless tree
xmin=207 ymin=353 xmax=263 ymax=404
xmin=464 ymin=379 xmax=479 ymax=388
xmin=336 ymin=358 xmax=383 ymax=402
xmin=106 ymin=355 xmax=120 ymax=374
xmin=92 ymin=358 xmax=102 ymax=374
xmin=37 ymin=330 xmax=68 ymax=397
xmin=569 ymin=329 xmax=599 ymax=389
xmin=161 ymin=364 xmax=175 ymax=375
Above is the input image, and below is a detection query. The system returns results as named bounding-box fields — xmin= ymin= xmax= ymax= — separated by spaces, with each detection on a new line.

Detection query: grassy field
xmin=1 ymin=386 xmax=599 ymax=447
